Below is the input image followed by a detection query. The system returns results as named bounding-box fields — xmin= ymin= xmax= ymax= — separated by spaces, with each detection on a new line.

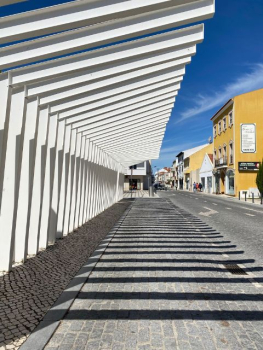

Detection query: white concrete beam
xmin=9 ymin=24 xmax=202 ymax=86
xmin=0 ymin=0 xmax=197 ymax=44
xmin=70 ymin=89 xmax=178 ymax=129
xmin=91 ymin=113 xmax=171 ymax=143
xmin=0 ymin=1 xmax=214 ymax=69
xmin=77 ymin=98 xmax=175 ymax=135
xmin=59 ymin=77 xmax=181 ymax=122
xmin=0 ymin=0 xmax=26 ymax=6
xmin=38 ymin=57 xmax=189 ymax=107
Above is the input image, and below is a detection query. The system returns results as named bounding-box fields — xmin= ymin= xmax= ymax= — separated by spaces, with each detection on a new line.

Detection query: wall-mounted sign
xmin=241 ymin=124 xmax=256 ymax=153
xmin=238 ymin=162 xmax=260 ymax=171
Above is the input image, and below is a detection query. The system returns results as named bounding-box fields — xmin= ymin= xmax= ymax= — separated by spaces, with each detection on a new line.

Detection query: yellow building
xmin=211 ymin=88 xmax=263 ymax=196
xmin=183 ymin=143 xmax=213 ymax=190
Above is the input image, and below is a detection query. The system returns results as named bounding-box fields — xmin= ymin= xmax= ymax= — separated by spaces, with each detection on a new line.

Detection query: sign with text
xmin=241 ymin=123 xmax=256 ymax=153
xmin=238 ymin=162 xmax=260 ymax=171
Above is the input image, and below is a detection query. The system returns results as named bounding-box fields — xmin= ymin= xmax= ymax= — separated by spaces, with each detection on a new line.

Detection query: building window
xmin=223 ymin=117 xmax=227 ymax=130
xmin=214 ymin=149 xmax=217 ymax=164
xmin=223 ymin=144 xmax=227 ymax=157
xmin=213 ymin=125 xmax=217 ymax=137
xmin=229 ymin=111 xmax=233 ymax=126
xmin=218 ymin=146 xmax=222 ymax=158
xmin=218 ymin=121 xmax=222 ymax=134
xmin=229 ymin=141 xmax=234 ymax=164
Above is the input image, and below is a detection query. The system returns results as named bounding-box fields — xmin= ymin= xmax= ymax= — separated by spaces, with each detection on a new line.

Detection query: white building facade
xmin=199 ymin=153 xmax=214 ymax=193
xmin=124 ymin=161 xmax=152 ymax=190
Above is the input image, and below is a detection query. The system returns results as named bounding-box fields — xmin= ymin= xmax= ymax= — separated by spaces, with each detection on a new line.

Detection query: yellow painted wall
xmin=212 ymin=88 xmax=263 ymax=196
xmin=234 ymin=89 xmax=263 ymax=195
xmin=212 ymin=104 xmax=234 ymax=193
xmin=188 ymin=144 xmax=213 ymax=172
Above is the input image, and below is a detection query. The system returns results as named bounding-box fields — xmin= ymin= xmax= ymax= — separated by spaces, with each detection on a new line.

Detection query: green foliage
xmin=256 ymin=159 xmax=263 ymax=195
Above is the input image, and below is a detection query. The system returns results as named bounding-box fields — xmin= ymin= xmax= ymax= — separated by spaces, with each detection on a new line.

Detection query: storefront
xmin=225 ymin=169 xmax=235 ymax=195
xmin=213 ymin=170 xmax=221 ymax=194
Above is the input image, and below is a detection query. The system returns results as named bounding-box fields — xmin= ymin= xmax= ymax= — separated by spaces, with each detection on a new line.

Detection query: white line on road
xmin=199 ymin=207 xmax=218 ymax=217
xmin=242 ymin=207 xmax=263 ymax=214
xmin=245 ymin=213 xmax=256 ymax=217
xmin=212 ymin=203 xmax=218 ymax=206
xmin=226 ymin=208 xmax=232 ymax=210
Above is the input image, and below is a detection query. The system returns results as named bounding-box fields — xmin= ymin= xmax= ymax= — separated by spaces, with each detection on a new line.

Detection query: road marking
xmin=212 ymin=203 xmax=218 ymax=206
xmin=242 ymin=207 xmax=263 ymax=214
xmin=226 ymin=207 xmax=232 ymax=210
xmin=199 ymin=207 xmax=218 ymax=217
xmin=204 ymin=201 xmax=207 ymax=202
xmin=245 ymin=213 xmax=255 ymax=217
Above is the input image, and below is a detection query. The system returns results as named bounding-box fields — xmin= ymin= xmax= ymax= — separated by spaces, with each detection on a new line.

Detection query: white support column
xmin=0 ymin=86 xmax=26 ymax=271
xmin=68 ymin=132 xmax=82 ymax=233
xmin=48 ymin=118 xmax=66 ymax=244
xmin=63 ymin=128 xmax=77 ymax=236
xmin=27 ymin=106 xmax=50 ymax=256
xmin=56 ymin=125 xmax=72 ymax=238
xmin=14 ymin=97 xmax=39 ymax=262
xmin=0 ymin=73 xmax=10 ymax=209
xmin=39 ymin=113 xmax=58 ymax=250
xmin=79 ymin=138 xmax=89 ymax=227
xmin=74 ymin=136 xmax=86 ymax=229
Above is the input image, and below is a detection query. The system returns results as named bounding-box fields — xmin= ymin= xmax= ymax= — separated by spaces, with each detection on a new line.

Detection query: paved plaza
xmin=32 ymin=198 xmax=263 ymax=350
xmin=0 ymin=200 xmax=131 ymax=350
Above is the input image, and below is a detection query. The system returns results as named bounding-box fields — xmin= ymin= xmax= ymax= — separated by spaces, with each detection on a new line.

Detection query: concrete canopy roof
xmin=0 ymin=0 xmax=215 ymax=271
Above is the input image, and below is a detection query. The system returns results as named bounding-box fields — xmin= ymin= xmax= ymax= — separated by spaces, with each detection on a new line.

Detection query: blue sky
xmin=155 ymin=0 xmax=263 ymax=168
xmin=1 ymin=0 xmax=263 ymax=169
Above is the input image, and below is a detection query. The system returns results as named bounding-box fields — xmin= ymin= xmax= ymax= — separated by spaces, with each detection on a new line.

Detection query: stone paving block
xmin=41 ymin=198 xmax=263 ymax=350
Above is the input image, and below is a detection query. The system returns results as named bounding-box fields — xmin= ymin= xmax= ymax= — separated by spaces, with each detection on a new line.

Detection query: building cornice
xmin=211 ymin=99 xmax=233 ymax=121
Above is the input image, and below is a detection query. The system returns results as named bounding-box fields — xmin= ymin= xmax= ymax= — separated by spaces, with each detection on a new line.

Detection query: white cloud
xmin=176 ymin=63 xmax=263 ymax=124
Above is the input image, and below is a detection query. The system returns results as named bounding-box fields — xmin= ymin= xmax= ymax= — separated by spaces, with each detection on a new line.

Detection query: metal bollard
xmin=245 ymin=191 xmax=247 ymax=202
xmin=261 ymin=194 xmax=263 ymax=205
xmin=239 ymin=191 xmax=240 ymax=200
xmin=149 ymin=186 xmax=154 ymax=197
xmin=252 ymin=193 xmax=254 ymax=203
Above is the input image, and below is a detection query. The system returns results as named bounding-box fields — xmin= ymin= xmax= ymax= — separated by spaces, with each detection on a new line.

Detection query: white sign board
xmin=241 ymin=124 xmax=256 ymax=153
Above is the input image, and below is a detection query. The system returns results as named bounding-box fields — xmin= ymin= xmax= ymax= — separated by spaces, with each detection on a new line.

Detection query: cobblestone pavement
xmin=0 ymin=199 xmax=131 ymax=350
xmin=123 ymin=191 xmax=153 ymax=198
xmin=44 ymin=198 xmax=263 ymax=350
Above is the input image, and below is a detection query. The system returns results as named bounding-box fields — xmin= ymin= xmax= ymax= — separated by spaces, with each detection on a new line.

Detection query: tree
xmin=256 ymin=160 xmax=263 ymax=198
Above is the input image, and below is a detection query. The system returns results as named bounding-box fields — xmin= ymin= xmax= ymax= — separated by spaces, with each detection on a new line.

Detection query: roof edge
xmin=210 ymin=99 xmax=233 ymax=121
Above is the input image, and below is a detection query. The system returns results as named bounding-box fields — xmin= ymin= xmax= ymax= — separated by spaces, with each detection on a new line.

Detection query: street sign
xmin=238 ymin=162 xmax=260 ymax=171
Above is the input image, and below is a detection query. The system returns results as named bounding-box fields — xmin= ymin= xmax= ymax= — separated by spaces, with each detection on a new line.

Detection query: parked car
xmin=153 ymin=183 xmax=167 ymax=190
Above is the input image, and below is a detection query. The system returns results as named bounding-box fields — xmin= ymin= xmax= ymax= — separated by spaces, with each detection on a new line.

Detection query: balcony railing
xmin=215 ymin=156 xmax=227 ymax=167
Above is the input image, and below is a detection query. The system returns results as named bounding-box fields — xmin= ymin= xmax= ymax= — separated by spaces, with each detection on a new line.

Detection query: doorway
xmin=129 ymin=179 xmax=140 ymax=190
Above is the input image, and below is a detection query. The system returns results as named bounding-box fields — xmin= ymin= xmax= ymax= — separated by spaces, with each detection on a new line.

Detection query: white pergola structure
xmin=0 ymin=0 xmax=214 ymax=271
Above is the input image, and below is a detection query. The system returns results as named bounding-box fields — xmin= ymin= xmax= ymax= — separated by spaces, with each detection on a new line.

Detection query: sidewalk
xmin=0 ymin=200 xmax=131 ymax=350
xmin=175 ymin=189 xmax=263 ymax=206
xmin=21 ymin=197 xmax=263 ymax=350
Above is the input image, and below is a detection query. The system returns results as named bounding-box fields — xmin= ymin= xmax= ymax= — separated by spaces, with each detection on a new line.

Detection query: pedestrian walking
xmin=196 ymin=182 xmax=199 ymax=192
xmin=199 ymin=182 xmax=203 ymax=192
xmin=193 ymin=182 xmax=196 ymax=192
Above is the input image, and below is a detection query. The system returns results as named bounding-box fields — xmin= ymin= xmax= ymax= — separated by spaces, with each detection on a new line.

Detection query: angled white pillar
xmin=27 ymin=106 xmax=50 ymax=256
xmin=56 ymin=125 xmax=72 ymax=238
xmin=48 ymin=119 xmax=66 ymax=244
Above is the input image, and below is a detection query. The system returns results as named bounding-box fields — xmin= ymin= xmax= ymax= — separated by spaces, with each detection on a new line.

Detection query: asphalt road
xmin=158 ymin=189 xmax=263 ymax=277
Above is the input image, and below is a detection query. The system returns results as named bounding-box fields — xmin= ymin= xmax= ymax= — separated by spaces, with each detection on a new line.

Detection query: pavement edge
xmin=19 ymin=200 xmax=134 ymax=350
